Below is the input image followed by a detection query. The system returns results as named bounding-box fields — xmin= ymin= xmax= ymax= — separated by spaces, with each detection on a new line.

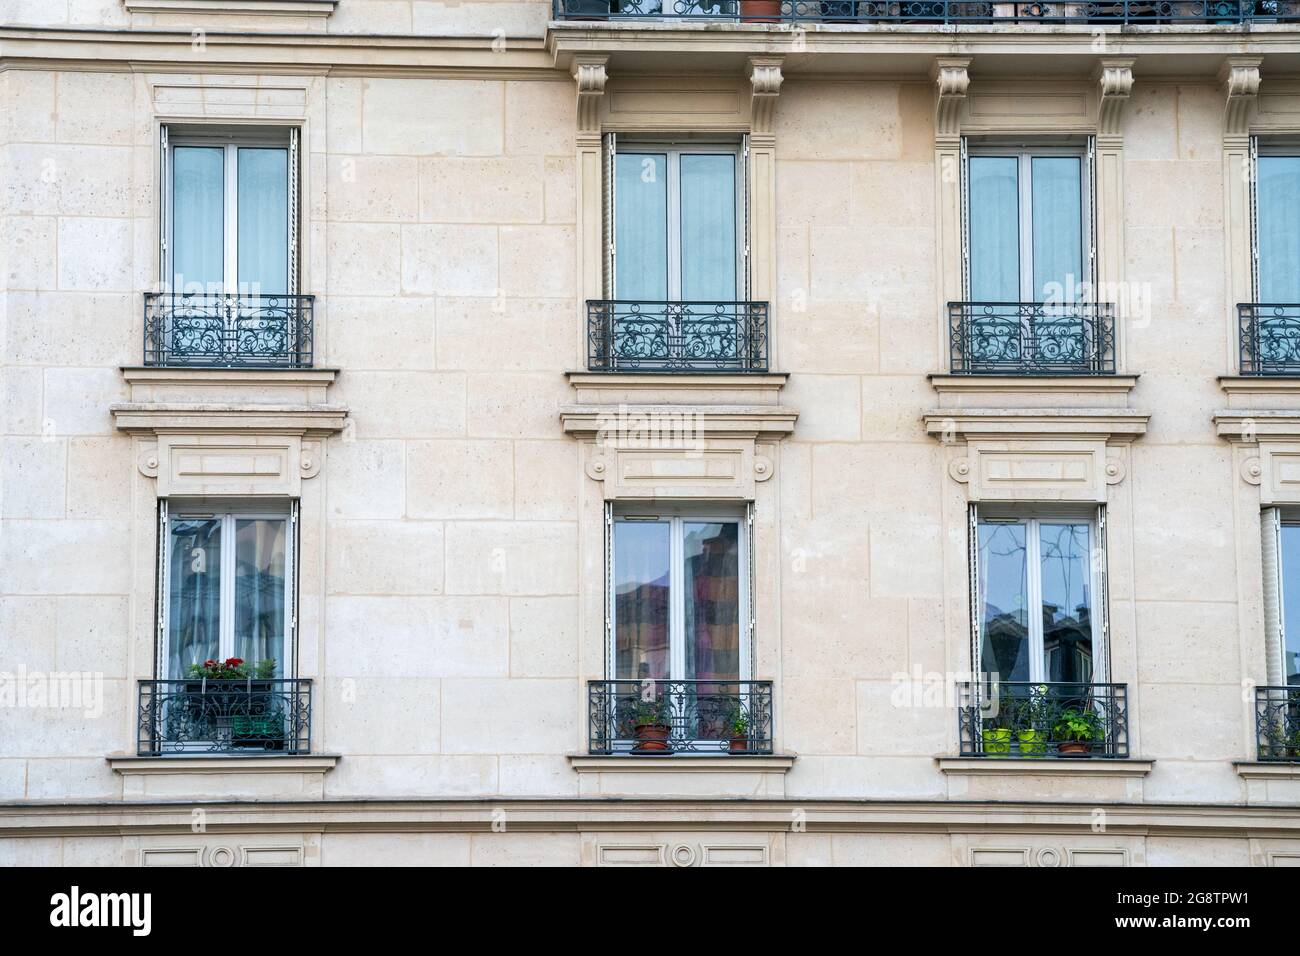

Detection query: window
xmin=1255 ymin=148 xmax=1300 ymax=303
xmin=1263 ymin=509 xmax=1300 ymax=686
xmin=609 ymin=507 xmax=749 ymax=682
xmin=965 ymin=144 xmax=1092 ymax=303
xmin=972 ymin=509 xmax=1104 ymax=683
xmin=162 ymin=126 xmax=298 ymax=297
xmin=608 ymin=137 xmax=745 ymax=302
xmin=158 ymin=501 xmax=296 ymax=679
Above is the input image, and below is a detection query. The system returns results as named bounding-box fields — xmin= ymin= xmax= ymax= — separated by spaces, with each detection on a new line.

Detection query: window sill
xmin=125 ymin=0 xmax=337 ymax=14
xmin=1234 ymin=761 xmax=1300 ymax=779
xmin=938 ymin=757 xmax=1153 ymax=777
xmin=108 ymin=754 xmax=339 ymax=800
xmin=930 ymin=372 xmax=1138 ymax=397
xmin=569 ymin=754 xmax=795 ymax=798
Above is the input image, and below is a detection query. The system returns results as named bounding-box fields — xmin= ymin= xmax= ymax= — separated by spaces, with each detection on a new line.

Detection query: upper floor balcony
xmin=587 ymin=299 xmax=770 ymax=372
xmin=136 ymin=677 xmax=313 ymax=756
xmin=948 ymin=301 xmax=1116 ymax=375
xmin=144 ymin=292 xmax=315 ymax=368
xmin=587 ymin=679 xmax=775 ymax=754
xmin=1238 ymin=303 xmax=1300 ymax=376
xmin=957 ymin=680 xmax=1130 ymax=758
xmin=554 ymin=0 xmax=1299 ymax=24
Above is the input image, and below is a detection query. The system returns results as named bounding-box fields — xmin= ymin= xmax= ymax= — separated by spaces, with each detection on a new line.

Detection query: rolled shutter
xmin=155 ymin=498 xmax=169 ymax=677
xmin=602 ymin=132 xmax=616 ymax=299
xmin=289 ymin=126 xmax=300 ymax=296
xmin=741 ymin=133 xmax=751 ymax=300
xmin=159 ymin=124 xmax=169 ymax=288
xmin=1095 ymin=504 xmax=1110 ymax=682
xmin=959 ymin=136 xmax=971 ymax=299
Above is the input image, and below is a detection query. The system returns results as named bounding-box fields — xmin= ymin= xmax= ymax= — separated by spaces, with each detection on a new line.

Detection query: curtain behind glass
xmin=1258 ymin=157 xmax=1300 ymax=302
xmin=167 ymin=519 xmax=222 ymax=678
xmin=233 ymin=518 xmax=286 ymax=675
xmin=977 ymin=521 xmax=1029 ymax=681
xmin=237 ymin=148 xmax=289 ymax=296
xmin=1280 ymin=525 xmax=1300 ymax=684
xmin=171 ymin=146 xmax=224 ymax=294
xmin=1038 ymin=522 xmax=1093 ymax=683
xmin=682 ymin=521 xmax=740 ymax=681
xmin=1031 ymin=157 xmax=1083 ymax=302
xmin=615 ymin=153 xmax=668 ymax=300
xmin=613 ymin=521 xmax=671 ymax=681
xmin=679 ymin=154 xmax=737 ymax=301
xmin=969 ymin=156 xmax=1020 ymax=301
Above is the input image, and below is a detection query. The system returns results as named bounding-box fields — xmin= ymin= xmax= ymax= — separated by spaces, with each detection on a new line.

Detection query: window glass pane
xmin=1258 ymin=156 xmax=1300 ymax=303
xmin=1031 ymin=156 xmax=1083 ymax=302
xmin=167 ymin=518 xmax=222 ymax=678
xmin=682 ymin=521 xmax=740 ymax=681
xmin=237 ymin=148 xmax=289 ymax=296
xmin=233 ymin=518 xmax=287 ymax=676
xmin=679 ymin=154 xmax=737 ymax=301
xmin=977 ymin=521 xmax=1030 ymax=681
xmin=968 ymin=156 xmax=1020 ymax=301
xmin=613 ymin=521 xmax=671 ymax=680
xmin=1039 ymin=522 xmax=1094 ymax=683
xmin=172 ymin=146 xmax=224 ymax=293
xmin=615 ymin=153 xmax=668 ymax=300
xmin=1280 ymin=525 xmax=1300 ymax=684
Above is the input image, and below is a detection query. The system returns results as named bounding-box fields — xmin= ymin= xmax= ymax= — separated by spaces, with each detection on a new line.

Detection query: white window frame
xmin=610 ymin=138 xmax=747 ymax=302
xmin=964 ymin=142 xmax=1094 ymax=302
xmin=158 ymin=499 xmax=297 ymax=680
xmin=972 ymin=505 xmax=1106 ymax=685
xmin=162 ymin=126 xmax=298 ymax=295
xmin=1250 ymin=140 xmax=1300 ymax=302
xmin=606 ymin=503 xmax=752 ymax=681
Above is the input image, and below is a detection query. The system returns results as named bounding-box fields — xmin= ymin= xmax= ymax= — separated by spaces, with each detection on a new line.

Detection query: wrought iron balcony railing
xmin=957 ymin=681 xmax=1129 ymax=758
xmin=948 ymin=301 xmax=1116 ymax=374
xmin=143 ymin=292 xmax=314 ymax=367
xmin=555 ymin=0 xmax=1299 ymax=23
xmin=588 ymin=679 xmax=774 ymax=754
xmin=1238 ymin=304 xmax=1300 ymax=375
xmin=1255 ymin=685 xmax=1300 ymax=761
xmin=136 ymin=679 xmax=312 ymax=756
xmin=587 ymin=300 xmax=769 ymax=372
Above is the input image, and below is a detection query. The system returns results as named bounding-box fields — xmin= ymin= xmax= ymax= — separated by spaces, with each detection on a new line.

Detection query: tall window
xmin=1281 ymin=523 xmax=1300 ymax=685
xmin=974 ymin=512 xmax=1101 ymax=683
xmin=165 ymin=129 xmax=294 ymax=296
xmin=610 ymin=509 xmax=748 ymax=682
xmin=967 ymin=147 xmax=1090 ymax=302
xmin=1256 ymin=151 xmax=1300 ymax=303
xmin=161 ymin=504 xmax=295 ymax=679
xmin=612 ymin=142 xmax=742 ymax=302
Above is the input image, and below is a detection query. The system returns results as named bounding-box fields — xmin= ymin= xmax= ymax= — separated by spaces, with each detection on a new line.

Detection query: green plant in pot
xmin=1053 ymin=706 xmax=1105 ymax=756
xmin=1015 ymin=684 xmax=1049 ymax=757
xmin=629 ymin=696 xmax=673 ymax=754
xmin=727 ymin=710 xmax=750 ymax=755
xmin=981 ymin=687 xmax=1016 ymax=757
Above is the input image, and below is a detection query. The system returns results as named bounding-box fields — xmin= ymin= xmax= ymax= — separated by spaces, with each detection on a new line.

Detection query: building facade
xmin=3 ymin=0 xmax=1300 ymax=867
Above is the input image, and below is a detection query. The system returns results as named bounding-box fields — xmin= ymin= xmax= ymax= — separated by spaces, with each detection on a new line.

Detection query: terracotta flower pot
xmin=740 ymin=0 xmax=782 ymax=21
xmin=632 ymin=723 xmax=672 ymax=754
xmin=1057 ymin=740 xmax=1093 ymax=756
xmin=728 ymin=737 xmax=749 ymax=754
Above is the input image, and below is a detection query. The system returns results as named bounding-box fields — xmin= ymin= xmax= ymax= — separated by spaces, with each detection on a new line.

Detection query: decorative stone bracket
xmin=574 ymin=54 xmax=609 ymax=136
xmin=925 ymin=409 xmax=1148 ymax=503
xmin=112 ymin=368 xmax=348 ymax=498
xmin=933 ymin=57 xmax=971 ymax=142
xmin=749 ymin=56 xmax=784 ymax=136
xmin=562 ymin=403 xmax=795 ymax=501
xmin=1222 ymin=56 xmax=1262 ymax=137
xmin=1096 ymin=58 xmax=1135 ymax=140
xmin=1216 ymin=411 xmax=1300 ymax=504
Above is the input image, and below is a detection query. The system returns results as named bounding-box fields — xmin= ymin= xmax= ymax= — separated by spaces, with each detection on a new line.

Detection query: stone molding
xmin=107 ymin=755 xmax=340 ymax=800
xmin=938 ymin=758 xmax=1153 ymax=777
xmin=124 ymin=0 xmax=337 ymax=13
xmin=924 ymin=408 xmax=1150 ymax=442
xmin=569 ymin=755 xmax=796 ymax=798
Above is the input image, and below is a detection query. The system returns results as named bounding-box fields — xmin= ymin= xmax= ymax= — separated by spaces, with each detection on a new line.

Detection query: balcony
xmin=948 ymin=301 xmax=1116 ymax=375
xmin=586 ymin=300 xmax=769 ymax=373
xmin=957 ymin=681 xmax=1129 ymax=758
xmin=588 ymin=679 xmax=774 ymax=754
xmin=143 ymin=292 xmax=314 ymax=368
xmin=1238 ymin=304 xmax=1300 ymax=375
xmin=136 ymin=679 xmax=312 ymax=756
xmin=1255 ymin=685 xmax=1300 ymax=761
xmin=554 ymin=0 xmax=1297 ymax=23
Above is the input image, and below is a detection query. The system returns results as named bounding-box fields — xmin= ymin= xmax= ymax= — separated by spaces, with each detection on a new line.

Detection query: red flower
xmin=203 ymin=660 xmax=217 ymax=667
xmin=226 ymin=658 xmax=244 ymax=666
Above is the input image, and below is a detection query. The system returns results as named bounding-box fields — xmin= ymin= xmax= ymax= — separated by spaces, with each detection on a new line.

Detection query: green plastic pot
xmin=982 ymin=727 xmax=1012 ymax=757
xmin=1016 ymin=728 xmax=1047 ymax=757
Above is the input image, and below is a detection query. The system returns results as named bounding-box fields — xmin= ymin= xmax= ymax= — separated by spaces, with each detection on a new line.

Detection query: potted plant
xmin=182 ymin=658 xmax=278 ymax=721
xmin=1053 ymin=706 xmax=1104 ymax=756
xmin=630 ymin=697 xmax=673 ymax=754
xmin=727 ymin=711 xmax=750 ymax=754
xmin=741 ymin=0 xmax=782 ymax=21
xmin=562 ymin=0 xmax=611 ymax=18
xmin=1015 ymin=684 xmax=1049 ymax=757
xmin=981 ymin=686 xmax=1015 ymax=756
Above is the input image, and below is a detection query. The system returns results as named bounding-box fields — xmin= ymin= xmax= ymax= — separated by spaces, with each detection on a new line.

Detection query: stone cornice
xmin=7 ymin=796 xmax=1300 ymax=837
xmin=122 ymin=0 xmax=338 ymax=14
xmin=938 ymin=758 xmax=1154 ymax=777
xmin=111 ymin=403 xmax=350 ymax=437
xmin=1215 ymin=409 xmax=1300 ymax=442
xmin=929 ymin=373 xmax=1139 ymax=397
xmin=923 ymin=408 xmax=1150 ymax=442
xmin=561 ymin=404 xmax=797 ymax=440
